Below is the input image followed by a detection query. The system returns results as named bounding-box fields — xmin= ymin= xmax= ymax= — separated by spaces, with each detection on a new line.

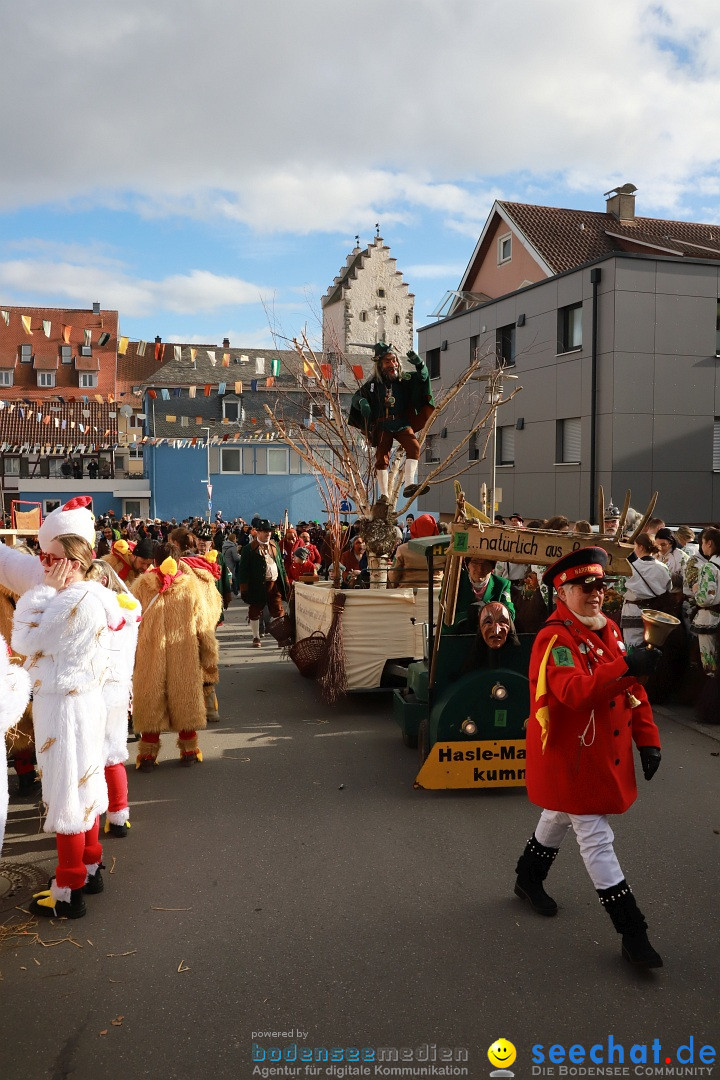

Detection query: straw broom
xmin=318 ymin=592 xmax=347 ymax=705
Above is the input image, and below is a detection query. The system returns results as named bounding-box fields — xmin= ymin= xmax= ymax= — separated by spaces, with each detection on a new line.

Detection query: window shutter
xmin=562 ymin=418 xmax=581 ymax=463
xmin=499 ymin=425 xmax=515 ymax=464
xmin=713 ymin=419 xmax=720 ymax=471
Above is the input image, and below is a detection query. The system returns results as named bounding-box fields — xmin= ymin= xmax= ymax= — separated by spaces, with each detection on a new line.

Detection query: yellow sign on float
xmin=415 ymin=739 xmax=526 ymax=790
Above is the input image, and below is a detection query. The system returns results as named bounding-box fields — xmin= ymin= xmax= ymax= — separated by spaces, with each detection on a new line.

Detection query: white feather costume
xmin=0 ymin=643 xmax=32 ymax=851
xmin=100 ymin=590 xmax=141 ymax=765
xmin=12 ymin=581 xmax=112 ymax=835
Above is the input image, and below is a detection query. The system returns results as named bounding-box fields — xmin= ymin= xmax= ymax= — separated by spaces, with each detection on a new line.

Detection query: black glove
xmin=639 ymin=746 xmax=661 ymax=781
xmin=406 ymin=349 xmax=423 ymax=368
xmin=624 ymin=644 xmax=661 ymax=679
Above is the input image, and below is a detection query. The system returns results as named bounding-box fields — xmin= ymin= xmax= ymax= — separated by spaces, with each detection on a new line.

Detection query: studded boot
xmin=514 ymin=834 xmax=559 ymax=916
xmin=597 ymin=879 xmax=663 ymax=968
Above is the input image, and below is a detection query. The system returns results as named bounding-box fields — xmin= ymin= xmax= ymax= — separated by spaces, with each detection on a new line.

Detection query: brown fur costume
xmin=102 ymin=549 xmax=142 ymax=586
xmin=0 ymin=581 xmax=34 ymax=758
xmin=130 ymin=567 xmax=219 ymax=736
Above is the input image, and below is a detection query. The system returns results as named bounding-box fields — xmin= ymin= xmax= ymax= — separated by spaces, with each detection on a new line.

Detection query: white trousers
xmin=534 ymin=809 xmax=624 ymax=890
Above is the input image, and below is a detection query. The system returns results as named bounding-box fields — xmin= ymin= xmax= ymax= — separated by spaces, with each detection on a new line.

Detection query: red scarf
xmin=181 ymin=555 xmax=221 ymax=581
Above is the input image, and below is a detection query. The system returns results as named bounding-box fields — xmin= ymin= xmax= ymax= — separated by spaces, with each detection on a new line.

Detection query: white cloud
xmin=405 ymin=263 xmax=466 ymax=280
xmin=0 ymin=259 xmax=271 ymax=316
xmin=1 ymin=1 xmax=719 ymax=227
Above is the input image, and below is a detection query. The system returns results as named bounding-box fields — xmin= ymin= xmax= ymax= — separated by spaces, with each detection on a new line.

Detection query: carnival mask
xmin=479 ymin=602 xmax=511 ymax=649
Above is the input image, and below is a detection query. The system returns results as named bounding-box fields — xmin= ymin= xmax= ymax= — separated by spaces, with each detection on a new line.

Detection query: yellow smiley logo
xmin=488 ymin=1040 xmax=517 ymax=1069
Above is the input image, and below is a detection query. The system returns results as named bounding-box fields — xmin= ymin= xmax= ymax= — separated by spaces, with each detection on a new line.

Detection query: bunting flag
xmin=207 ymin=351 xmax=216 ymax=365
xmin=255 ymin=357 xmax=265 ymax=374
xmin=94 ymin=394 xmax=103 ymax=404
xmin=190 ymin=348 xmax=197 ymax=363
xmin=180 ymin=415 xmax=189 ymax=427
xmin=98 ymin=331 xmax=111 ymax=347
xmin=63 ymin=325 xmax=72 ymax=344
xmin=155 ymin=341 xmax=164 ymax=361
xmin=196 ymin=416 xmax=203 ymax=425
xmin=204 ymin=385 xmax=211 ymax=396
xmin=188 ymin=386 xmax=196 ymax=398
xmin=352 ymin=364 xmax=364 ymax=379
xmin=174 ymin=346 xmax=182 ymax=362
xmin=303 ymin=359 xmax=317 ymax=378
xmin=118 ymin=336 xmax=129 ymax=355
xmin=160 ymin=389 xmax=170 ymax=400
xmin=234 ymin=381 xmax=243 ymax=395
xmin=222 ymin=352 xmax=230 ymax=367
xmin=166 ymin=415 xmax=177 ymax=423
xmin=240 ymin=354 xmax=249 ymax=364
xmin=172 ymin=387 xmax=181 ymax=396
xmin=250 ymin=379 xmax=258 ymax=392
xmin=1 ymin=311 xmax=8 ymax=326
xmin=217 ymin=382 xmax=226 ymax=395
xmin=84 ymin=329 xmax=92 ymax=347
xmin=147 ymin=389 xmax=157 ymax=399
xmin=321 ymin=363 xmax=332 ymax=380
xmin=43 ymin=320 xmax=51 ymax=338
xmin=271 ymin=357 xmax=281 ymax=377
xmin=266 ymin=376 xmax=275 ymax=388
xmin=137 ymin=340 xmax=147 ymax=356
xmin=21 ymin=315 xmax=33 ymax=335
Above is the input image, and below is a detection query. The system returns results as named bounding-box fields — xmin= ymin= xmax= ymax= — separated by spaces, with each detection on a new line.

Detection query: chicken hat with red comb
xmin=38 ymin=496 xmax=96 ymax=550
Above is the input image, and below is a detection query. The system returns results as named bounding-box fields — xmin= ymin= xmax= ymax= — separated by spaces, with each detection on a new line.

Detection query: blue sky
xmin=1 ymin=1 xmax=718 ymax=351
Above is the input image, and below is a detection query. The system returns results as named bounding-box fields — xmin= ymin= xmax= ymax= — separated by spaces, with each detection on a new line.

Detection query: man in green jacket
xmin=237 ymin=519 xmax=289 ymax=648
xmin=348 ymin=342 xmax=434 ymax=502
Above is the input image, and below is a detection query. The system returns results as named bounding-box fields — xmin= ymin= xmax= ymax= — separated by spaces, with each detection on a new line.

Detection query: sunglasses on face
xmin=39 ymin=551 xmax=65 ymax=567
xmin=572 ymin=580 xmax=606 ymax=594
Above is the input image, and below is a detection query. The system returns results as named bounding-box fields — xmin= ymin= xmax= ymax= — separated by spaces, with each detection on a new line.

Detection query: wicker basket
xmin=289 ymin=631 xmax=327 ymax=678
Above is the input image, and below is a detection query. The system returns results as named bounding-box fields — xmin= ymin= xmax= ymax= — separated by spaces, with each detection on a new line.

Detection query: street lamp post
xmin=201 ymin=427 xmax=212 ymax=522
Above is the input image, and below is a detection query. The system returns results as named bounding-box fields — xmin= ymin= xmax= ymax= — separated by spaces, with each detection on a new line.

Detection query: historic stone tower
xmin=321 ymin=234 xmax=414 ymax=358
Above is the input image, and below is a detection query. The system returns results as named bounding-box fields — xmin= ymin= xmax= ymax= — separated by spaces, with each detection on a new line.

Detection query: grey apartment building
xmin=417 ymin=188 xmax=720 ymax=524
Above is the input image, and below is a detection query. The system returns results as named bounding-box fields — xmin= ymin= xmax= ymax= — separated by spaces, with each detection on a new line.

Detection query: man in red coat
xmin=514 ymin=547 xmax=664 ymax=968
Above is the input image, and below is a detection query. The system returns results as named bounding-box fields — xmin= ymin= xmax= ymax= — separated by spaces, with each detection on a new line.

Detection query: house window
xmin=3 ymin=457 xmax=20 ymax=475
xmin=223 ymin=399 xmax=240 ymax=423
xmin=267 ymin=448 xmax=288 ymax=474
xmin=557 ymin=417 xmax=581 ymax=464
xmin=80 ymin=345 xmax=92 ymax=357
xmin=377 ymin=288 xmax=385 ymax=298
xmin=558 ymin=303 xmax=583 ymax=352
xmin=393 ymin=314 xmax=400 ymax=325
xmin=20 ymin=344 xmax=32 ymax=363
xmin=716 ymin=301 xmax=720 ymax=356
xmin=496 ymin=324 xmax=516 ymax=368
xmin=713 ymin=419 xmax=720 ymax=471
xmin=129 ymin=445 xmax=144 ymax=460
xmin=220 ymin=448 xmax=242 ymax=473
xmin=358 ymin=311 xmax=367 ymax=323
xmin=469 ymin=335 xmax=479 ymax=367
xmin=79 ymin=373 xmax=97 ymax=388
xmin=468 ymin=432 xmax=480 ymax=461
xmin=425 ymin=435 xmax=440 ymax=464
xmin=426 ymin=348 xmax=441 ymax=379
xmin=0 ymin=371 xmax=13 ymax=387
xmin=498 ymin=234 xmax=512 ymax=263
xmin=497 ymin=425 xmax=515 ymax=466
xmin=44 ymin=500 xmax=61 ymax=515
xmin=60 ymin=345 xmax=72 ymax=364
xmin=124 ymin=500 xmax=142 ymax=518
xmin=37 ymin=371 xmax=55 ymax=388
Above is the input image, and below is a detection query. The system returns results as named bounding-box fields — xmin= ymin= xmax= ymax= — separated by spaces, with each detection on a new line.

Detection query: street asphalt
xmin=0 ymin=602 xmax=718 ymax=1080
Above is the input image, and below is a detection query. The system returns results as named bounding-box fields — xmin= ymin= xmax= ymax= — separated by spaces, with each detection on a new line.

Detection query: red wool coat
xmin=525 ymin=599 xmax=660 ymax=815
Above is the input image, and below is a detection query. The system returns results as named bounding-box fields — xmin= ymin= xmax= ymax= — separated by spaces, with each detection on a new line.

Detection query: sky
xmin=1 ymin=0 xmax=719 ymax=351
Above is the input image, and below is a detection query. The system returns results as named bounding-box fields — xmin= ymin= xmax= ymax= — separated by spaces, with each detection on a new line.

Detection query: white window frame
xmin=124 ymin=500 xmax=143 ymax=518
xmin=37 ymin=371 xmax=56 ymax=388
xmin=43 ymin=499 xmax=61 ymax=515
xmin=79 ymin=372 xmax=98 ymax=388
xmin=3 ymin=456 xmax=20 ymax=475
xmin=497 ymin=233 xmax=512 ymax=264
xmin=267 ymin=447 xmax=288 ymax=474
xmin=222 ymin=398 xmax=241 ymax=423
xmin=0 ymin=371 xmax=13 ymax=387
xmin=557 ymin=417 xmax=581 ymax=465
xmin=20 ymin=344 xmax=32 ymax=363
xmin=129 ymin=445 xmax=144 ymax=460
xmin=220 ymin=447 xmax=242 ymax=473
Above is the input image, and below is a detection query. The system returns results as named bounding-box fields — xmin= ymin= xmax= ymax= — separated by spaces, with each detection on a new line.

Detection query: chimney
xmin=92 ymin=301 xmax=100 ymax=314
xmin=222 ymin=337 xmax=230 ymax=348
xmin=155 ymin=335 xmax=162 ymax=344
xmin=604 ymin=183 xmax=637 ymax=223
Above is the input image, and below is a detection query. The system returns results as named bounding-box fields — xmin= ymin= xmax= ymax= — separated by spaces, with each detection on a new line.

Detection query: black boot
xmin=597 ymin=880 xmax=663 ymax=968
xmin=514 ymin=835 xmax=559 ymax=916
xmin=83 ymin=864 xmax=105 ymax=895
xmin=16 ymin=771 xmax=41 ymax=795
